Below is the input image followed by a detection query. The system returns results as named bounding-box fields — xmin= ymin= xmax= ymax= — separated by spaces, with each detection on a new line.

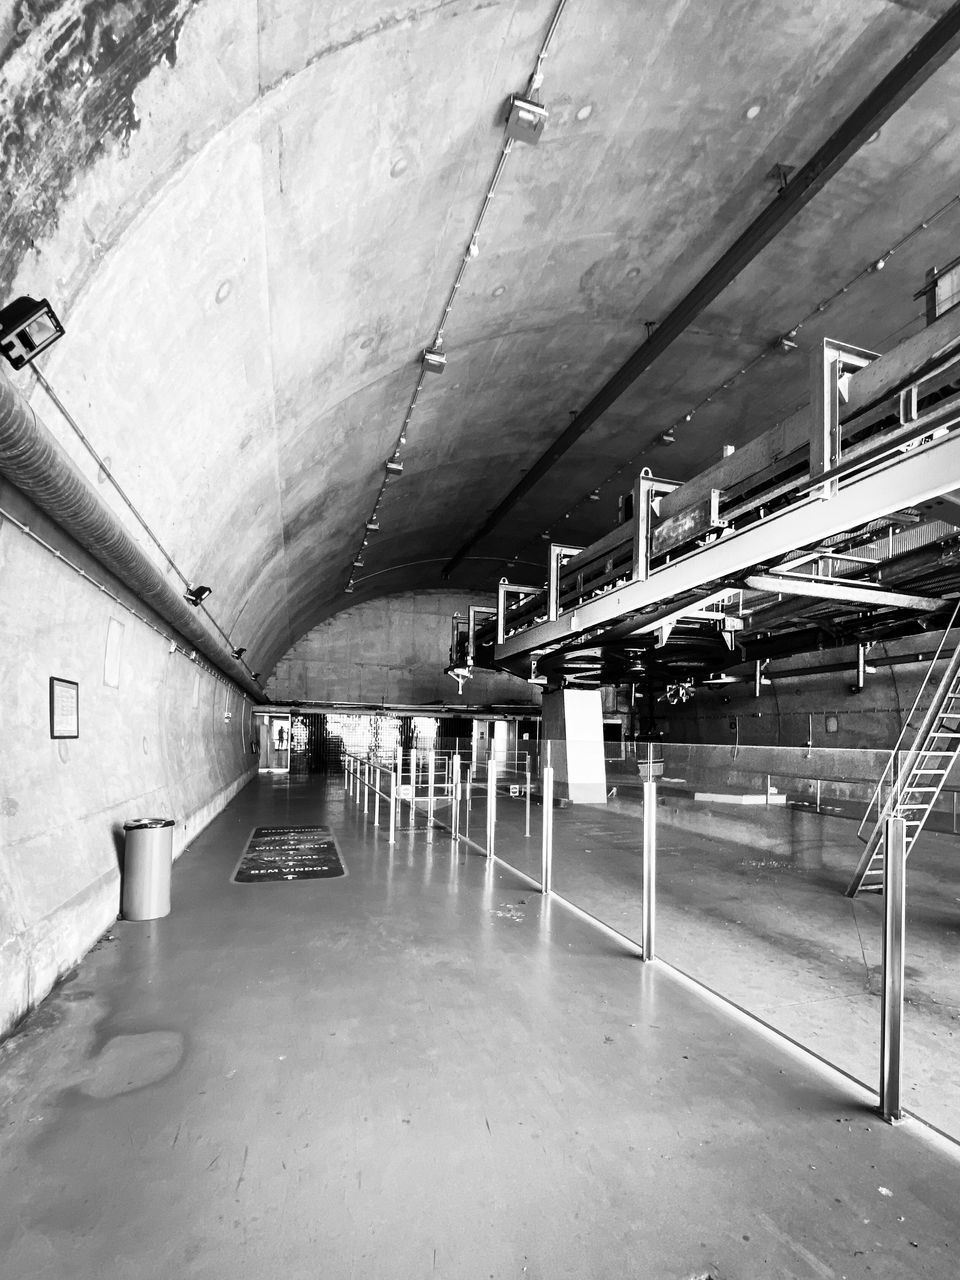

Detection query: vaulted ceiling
xmin=4 ymin=0 xmax=960 ymax=679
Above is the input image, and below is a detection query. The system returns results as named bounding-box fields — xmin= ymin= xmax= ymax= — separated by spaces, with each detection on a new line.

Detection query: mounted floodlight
xmin=231 ymin=647 xmax=246 ymax=660
xmin=506 ymin=95 xmax=548 ymax=144
xmin=251 ymin=672 xmax=261 ymax=681
xmin=0 ymin=296 xmax=64 ymax=369
xmin=657 ymin=427 xmax=676 ymax=446
xmin=365 ymin=518 xmax=380 ymax=532
xmin=183 ymin=584 xmax=212 ymax=606
xmin=422 ymin=346 xmax=446 ymax=374
xmin=344 ymin=583 xmax=355 ymax=593
xmin=353 ymin=555 xmax=365 ymax=569
xmin=386 ymin=458 xmax=404 ymax=476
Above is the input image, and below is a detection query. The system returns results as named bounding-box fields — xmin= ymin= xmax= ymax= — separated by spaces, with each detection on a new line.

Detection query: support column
xmin=540 ymin=688 xmax=607 ymax=804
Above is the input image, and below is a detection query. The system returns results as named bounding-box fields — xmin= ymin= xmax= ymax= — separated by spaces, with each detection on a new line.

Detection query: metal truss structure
xmin=448 ymin=306 xmax=960 ymax=693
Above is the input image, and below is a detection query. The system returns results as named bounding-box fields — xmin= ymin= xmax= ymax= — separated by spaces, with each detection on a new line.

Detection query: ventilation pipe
xmin=0 ymin=369 xmax=264 ymax=701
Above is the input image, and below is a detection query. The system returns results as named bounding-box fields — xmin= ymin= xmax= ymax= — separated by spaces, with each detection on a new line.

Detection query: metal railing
xmin=857 ymin=599 xmax=960 ymax=843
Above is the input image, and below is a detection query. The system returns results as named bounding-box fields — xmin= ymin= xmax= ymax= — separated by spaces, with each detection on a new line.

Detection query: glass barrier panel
xmin=654 ymin=741 xmax=881 ymax=1089
xmin=489 ymin=753 xmax=542 ymax=886
xmin=545 ymin=738 xmax=644 ymax=944
xmin=904 ymin=815 xmax=960 ymax=1139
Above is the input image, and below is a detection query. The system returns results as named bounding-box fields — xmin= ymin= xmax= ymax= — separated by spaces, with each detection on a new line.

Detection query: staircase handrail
xmin=857 ymin=597 xmax=960 ymax=842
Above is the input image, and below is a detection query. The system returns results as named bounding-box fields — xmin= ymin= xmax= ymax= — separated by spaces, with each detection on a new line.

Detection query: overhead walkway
xmin=449 ymin=307 xmax=960 ymax=694
xmin=1 ymin=773 xmax=960 ymax=1278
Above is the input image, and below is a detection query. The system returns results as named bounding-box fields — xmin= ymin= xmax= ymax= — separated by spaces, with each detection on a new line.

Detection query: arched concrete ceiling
xmin=3 ymin=0 xmax=960 ymax=677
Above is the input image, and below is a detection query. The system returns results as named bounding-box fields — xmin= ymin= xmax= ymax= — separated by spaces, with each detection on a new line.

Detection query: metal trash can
xmin=122 ymin=818 xmax=174 ymax=920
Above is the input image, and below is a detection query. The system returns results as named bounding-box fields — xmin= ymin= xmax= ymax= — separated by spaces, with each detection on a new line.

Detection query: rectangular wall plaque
xmin=49 ymin=677 xmax=79 ymax=739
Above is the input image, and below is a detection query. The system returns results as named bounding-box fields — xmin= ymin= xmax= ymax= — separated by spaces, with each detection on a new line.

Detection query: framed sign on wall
xmin=49 ymin=677 xmax=79 ymax=739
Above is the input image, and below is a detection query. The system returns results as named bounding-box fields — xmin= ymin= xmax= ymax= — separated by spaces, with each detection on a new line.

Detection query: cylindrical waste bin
xmin=122 ymin=818 xmax=174 ymax=920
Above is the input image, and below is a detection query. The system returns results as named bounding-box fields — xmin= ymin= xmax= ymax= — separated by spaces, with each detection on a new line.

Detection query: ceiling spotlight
xmin=776 ymin=335 xmax=798 ymax=352
xmin=251 ymin=672 xmax=261 ymax=681
xmin=183 ymin=584 xmax=212 ymax=606
xmin=540 ymin=531 xmax=551 ymax=541
xmin=365 ymin=518 xmax=380 ymax=532
xmin=874 ymin=257 xmax=887 ymax=271
xmin=386 ymin=458 xmax=404 ymax=476
xmin=657 ymin=428 xmax=677 ymax=446
xmin=505 ymin=95 xmax=548 ymax=145
xmin=0 ymin=296 xmax=64 ymax=369
xmin=231 ymin=647 xmax=246 ymax=660
xmin=353 ymin=555 xmax=365 ymax=569
xmin=467 ymin=237 xmax=479 ymax=259
xmin=344 ymin=582 xmax=355 ymax=593
xmin=588 ymin=490 xmax=600 ymax=501
xmin=422 ymin=345 xmax=446 ymax=374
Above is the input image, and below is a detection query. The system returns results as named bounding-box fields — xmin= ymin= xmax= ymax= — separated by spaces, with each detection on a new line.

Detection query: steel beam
xmin=743 ymin=574 xmax=942 ymax=611
xmin=442 ymin=3 xmax=960 ymax=579
xmin=496 ymin=427 xmax=960 ymax=661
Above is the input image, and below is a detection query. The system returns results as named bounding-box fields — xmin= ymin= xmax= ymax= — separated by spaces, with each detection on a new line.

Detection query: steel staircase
xmin=847 ymin=600 xmax=960 ymax=896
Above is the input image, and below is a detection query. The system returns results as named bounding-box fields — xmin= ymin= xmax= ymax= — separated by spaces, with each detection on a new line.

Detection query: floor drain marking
xmin=232 ymin=825 xmax=347 ymax=883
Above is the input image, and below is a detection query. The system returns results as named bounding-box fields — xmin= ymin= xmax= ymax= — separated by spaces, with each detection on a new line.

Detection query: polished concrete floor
xmin=2 ymin=775 xmax=960 ymax=1279
xmin=478 ymin=787 xmax=960 ymax=1140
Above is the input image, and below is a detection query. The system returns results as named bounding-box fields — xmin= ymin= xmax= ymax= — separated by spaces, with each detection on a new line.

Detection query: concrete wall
xmin=266 ymin=591 xmax=540 ymax=709
xmin=0 ymin=486 xmax=257 ymax=1040
xmin=658 ymin=631 xmax=960 ymax=820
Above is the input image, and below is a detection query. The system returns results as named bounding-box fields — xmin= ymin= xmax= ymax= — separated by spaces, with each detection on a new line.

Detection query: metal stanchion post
xmin=880 ymin=815 xmax=906 ymax=1122
xmin=389 ymin=764 xmax=398 ymax=845
xmin=363 ymin=762 xmax=370 ymax=814
xmin=410 ymin=748 xmax=417 ymax=820
xmin=452 ymin=753 xmax=461 ymax=840
xmin=374 ymin=765 xmax=381 ymax=826
xmin=427 ymin=751 xmax=436 ymax=826
xmin=486 ymin=758 xmax=497 ymax=858
xmin=525 ymin=764 xmax=531 ymax=838
xmin=541 ymin=764 xmax=554 ymax=893
xmin=465 ymin=767 xmax=473 ymax=840
xmin=642 ymin=778 xmax=657 ymax=961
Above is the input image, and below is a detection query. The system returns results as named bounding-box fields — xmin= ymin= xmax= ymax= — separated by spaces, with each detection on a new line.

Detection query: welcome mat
xmin=233 ymin=825 xmax=347 ymax=883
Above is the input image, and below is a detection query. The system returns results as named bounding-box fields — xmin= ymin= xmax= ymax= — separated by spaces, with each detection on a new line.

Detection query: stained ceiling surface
xmin=3 ymin=0 xmax=960 ymax=681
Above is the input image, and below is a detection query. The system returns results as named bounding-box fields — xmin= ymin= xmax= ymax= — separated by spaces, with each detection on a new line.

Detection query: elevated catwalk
xmin=1 ymin=775 xmax=959 ymax=1279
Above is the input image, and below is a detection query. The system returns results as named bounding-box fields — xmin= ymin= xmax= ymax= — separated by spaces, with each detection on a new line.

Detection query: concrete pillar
xmin=541 ymin=688 xmax=607 ymax=805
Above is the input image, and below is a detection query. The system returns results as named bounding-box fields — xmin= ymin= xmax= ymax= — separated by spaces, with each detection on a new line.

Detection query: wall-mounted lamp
xmin=422 ymin=345 xmax=446 ymax=374
xmin=505 ymin=95 xmax=548 ymax=144
xmin=231 ymin=647 xmax=246 ymax=660
xmin=0 ymin=296 xmax=64 ymax=369
xmin=386 ymin=458 xmax=404 ymax=476
xmin=184 ymin=584 xmax=212 ymax=606
xmin=365 ymin=518 xmax=380 ymax=532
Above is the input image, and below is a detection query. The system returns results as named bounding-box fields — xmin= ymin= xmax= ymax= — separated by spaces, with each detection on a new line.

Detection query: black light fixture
xmin=0 ymin=296 xmax=64 ymax=369
xmin=353 ymin=555 xmax=365 ymax=569
xmin=183 ymin=584 xmax=212 ymax=606
xmin=386 ymin=458 xmax=403 ymax=476
xmin=231 ymin=646 xmax=246 ymax=660
xmin=344 ymin=583 xmax=355 ymax=593
xmin=505 ymin=95 xmax=548 ymax=144
xmin=422 ymin=345 xmax=446 ymax=374
xmin=365 ymin=518 xmax=379 ymax=532
xmin=251 ymin=672 xmax=261 ymax=681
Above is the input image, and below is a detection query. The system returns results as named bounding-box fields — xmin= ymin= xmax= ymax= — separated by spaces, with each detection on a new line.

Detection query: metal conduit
xmin=0 ymin=369 xmax=264 ymax=702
